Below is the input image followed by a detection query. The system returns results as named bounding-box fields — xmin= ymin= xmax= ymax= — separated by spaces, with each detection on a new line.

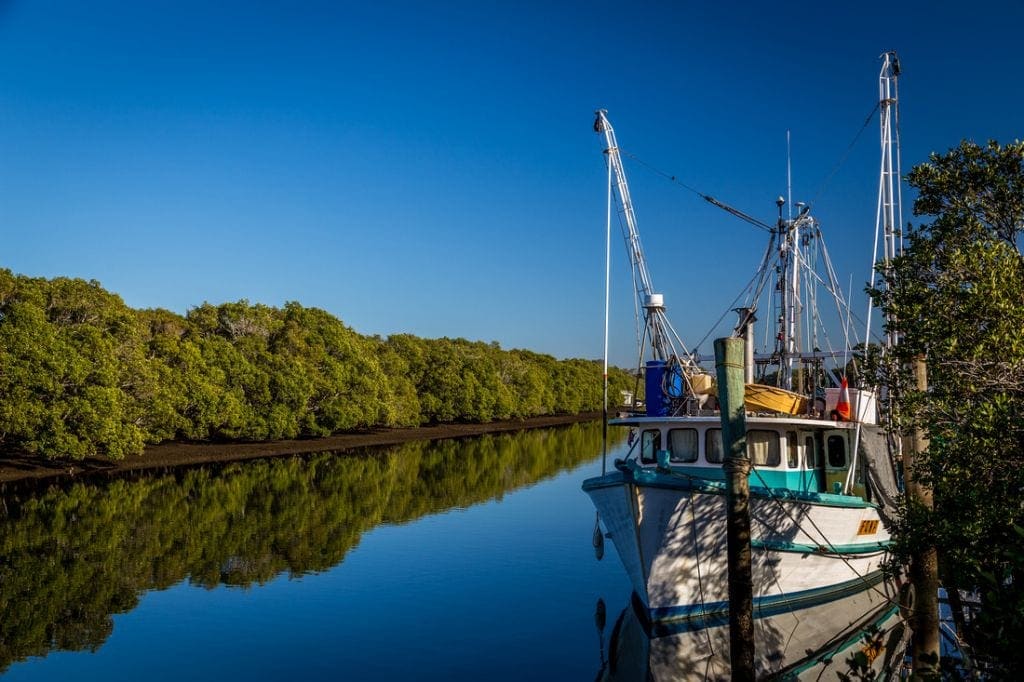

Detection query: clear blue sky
xmin=0 ymin=1 xmax=1020 ymax=367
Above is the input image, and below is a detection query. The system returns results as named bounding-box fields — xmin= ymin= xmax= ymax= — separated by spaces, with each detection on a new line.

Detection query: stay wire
xmin=692 ymin=233 xmax=776 ymax=354
xmin=807 ymin=102 xmax=880 ymax=208
xmin=620 ymin=150 xmax=774 ymax=232
xmin=619 ymin=101 xmax=878 ymax=233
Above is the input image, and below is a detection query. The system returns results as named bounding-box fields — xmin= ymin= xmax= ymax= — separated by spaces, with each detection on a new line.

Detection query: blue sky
xmin=0 ymin=1 xmax=1020 ymax=367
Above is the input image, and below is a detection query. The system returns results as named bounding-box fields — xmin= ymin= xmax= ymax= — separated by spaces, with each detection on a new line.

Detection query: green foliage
xmin=0 ymin=272 xmax=626 ymax=459
xmin=380 ymin=336 xmax=633 ymax=425
xmin=871 ymin=139 xmax=1024 ymax=673
xmin=0 ymin=422 xmax=613 ymax=671
xmin=0 ymin=273 xmax=146 ymax=459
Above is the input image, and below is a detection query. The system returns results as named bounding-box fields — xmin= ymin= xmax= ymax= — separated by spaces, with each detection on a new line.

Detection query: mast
xmin=774 ymin=196 xmax=813 ymax=391
xmin=878 ymin=51 xmax=903 ymax=349
xmin=846 ymin=51 xmax=905 ymax=494
xmin=593 ymin=110 xmax=684 ymax=364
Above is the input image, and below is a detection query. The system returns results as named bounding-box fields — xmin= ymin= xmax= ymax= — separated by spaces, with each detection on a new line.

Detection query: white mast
xmin=877 ymin=51 xmax=902 ymax=350
xmin=775 ymin=195 xmax=812 ymax=392
xmin=847 ymin=51 xmax=904 ymax=494
xmin=594 ymin=110 xmax=688 ymax=365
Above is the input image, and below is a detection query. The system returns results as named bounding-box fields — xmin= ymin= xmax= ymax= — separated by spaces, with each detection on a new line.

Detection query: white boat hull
xmin=585 ymin=469 xmax=891 ymax=622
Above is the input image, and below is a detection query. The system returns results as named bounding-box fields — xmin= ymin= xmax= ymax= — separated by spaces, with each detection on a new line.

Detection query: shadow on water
xmin=594 ymin=582 xmax=910 ymax=680
xmin=0 ymin=423 xmax=606 ymax=672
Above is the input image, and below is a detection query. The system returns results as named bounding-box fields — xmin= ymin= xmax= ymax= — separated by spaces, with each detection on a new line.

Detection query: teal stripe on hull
xmin=646 ymin=571 xmax=887 ymax=627
xmin=752 ymin=538 xmax=890 ymax=555
xmin=665 ymin=464 xmax=817 ymax=491
xmin=582 ymin=464 xmax=879 ymax=510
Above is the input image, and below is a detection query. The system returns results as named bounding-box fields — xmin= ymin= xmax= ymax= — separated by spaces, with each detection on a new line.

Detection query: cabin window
xmin=705 ymin=429 xmax=723 ymax=463
xmin=668 ymin=429 xmax=698 ymax=463
xmin=805 ymin=435 xmax=818 ymax=467
xmin=748 ymin=430 xmax=781 ymax=467
xmin=640 ymin=429 xmax=661 ymax=464
xmin=704 ymin=429 xmax=779 ymax=466
xmin=786 ymin=431 xmax=799 ymax=468
xmin=827 ymin=435 xmax=847 ymax=468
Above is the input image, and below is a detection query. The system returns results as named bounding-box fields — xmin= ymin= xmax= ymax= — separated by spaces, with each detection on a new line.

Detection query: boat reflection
xmin=597 ymin=581 xmax=910 ymax=680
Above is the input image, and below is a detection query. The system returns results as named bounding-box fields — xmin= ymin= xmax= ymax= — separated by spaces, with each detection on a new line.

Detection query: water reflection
xmin=0 ymin=423 xmax=606 ymax=672
xmin=596 ymin=582 xmax=910 ymax=680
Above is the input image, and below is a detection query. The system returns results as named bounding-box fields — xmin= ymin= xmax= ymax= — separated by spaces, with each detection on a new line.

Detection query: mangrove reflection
xmin=0 ymin=422 xmax=613 ymax=671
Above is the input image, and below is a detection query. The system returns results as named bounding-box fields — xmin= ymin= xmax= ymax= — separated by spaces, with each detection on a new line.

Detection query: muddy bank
xmin=0 ymin=412 xmax=603 ymax=486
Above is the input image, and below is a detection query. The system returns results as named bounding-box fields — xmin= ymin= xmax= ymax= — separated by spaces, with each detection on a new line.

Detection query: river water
xmin=0 ymin=422 xmax=635 ymax=681
xmin=0 ymin=421 xmax=912 ymax=680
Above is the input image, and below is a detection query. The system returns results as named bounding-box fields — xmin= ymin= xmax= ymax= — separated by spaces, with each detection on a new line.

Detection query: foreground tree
xmin=873 ymin=140 xmax=1024 ymax=674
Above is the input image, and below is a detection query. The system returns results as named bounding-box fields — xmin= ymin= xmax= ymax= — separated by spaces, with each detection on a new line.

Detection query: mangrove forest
xmin=0 ymin=270 xmax=635 ymax=460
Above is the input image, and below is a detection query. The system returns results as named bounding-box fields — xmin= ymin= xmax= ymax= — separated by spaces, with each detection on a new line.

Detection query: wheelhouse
xmin=622 ymin=417 xmax=867 ymax=497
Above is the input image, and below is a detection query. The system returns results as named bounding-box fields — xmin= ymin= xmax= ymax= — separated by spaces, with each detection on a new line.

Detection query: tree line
xmin=873 ymin=139 xmax=1024 ymax=674
xmin=0 ymin=272 xmax=634 ymax=459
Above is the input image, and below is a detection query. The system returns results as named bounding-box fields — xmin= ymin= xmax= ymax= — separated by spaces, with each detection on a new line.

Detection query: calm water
xmin=0 ymin=422 xmax=635 ymax=681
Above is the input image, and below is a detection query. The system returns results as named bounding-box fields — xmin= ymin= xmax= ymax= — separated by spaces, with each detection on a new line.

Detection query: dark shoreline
xmin=0 ymin=412 xmax=603 ymax=486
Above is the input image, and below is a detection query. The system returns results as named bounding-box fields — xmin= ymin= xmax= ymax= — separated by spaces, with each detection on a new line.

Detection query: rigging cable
xmin=807 ymin=102 xmax=881 ymax=209
xmin=692 ymin=251 xmax=772 ymax=355
xmin=614 ymin=106 xmax=887 ymax=370
xmin=620 ymin=150 xmax=774 ymax=232
xmin=618 ymin=101 xmax=878 ymax=235
xmin=693 ymin=230 xmax=777 ymax=352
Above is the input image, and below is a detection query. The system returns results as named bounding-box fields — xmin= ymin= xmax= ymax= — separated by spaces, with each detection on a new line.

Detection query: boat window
xmin=786 ymin=431 xmax=799 ymax=468
xmin=704 ymin=429 xmax=779 ymax=466
xmin=827 ymin=434 xmax=847 ymax=468
xmin=640 ymin=429 xmax=661 ymax=464
xmin=805 ymin=435 xmax=817 ymax=467
xmin=705 ymin=429 xmax=723 ymax=463
xmin=748 ymin=430 xmax=781 ymax=467
xmin=668 ymin=429 xmax=698 ymax=463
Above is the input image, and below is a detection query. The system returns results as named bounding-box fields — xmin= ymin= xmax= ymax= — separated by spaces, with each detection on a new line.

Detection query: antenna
xmin=786 ymin=131 xmax=793 ymax=221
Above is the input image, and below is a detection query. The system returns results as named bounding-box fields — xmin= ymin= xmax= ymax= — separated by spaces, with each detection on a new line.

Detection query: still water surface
xmin=1 ymin=422 xmax=634 ymax=681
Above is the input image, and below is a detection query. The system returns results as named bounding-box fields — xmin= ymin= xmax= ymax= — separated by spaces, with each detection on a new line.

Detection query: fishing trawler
xmin=584 ymin=54 xmax=905 ymax=626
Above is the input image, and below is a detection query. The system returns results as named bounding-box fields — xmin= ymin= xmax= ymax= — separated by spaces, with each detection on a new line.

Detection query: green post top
xmin=714 ymin=337 xmax=749 ymax=473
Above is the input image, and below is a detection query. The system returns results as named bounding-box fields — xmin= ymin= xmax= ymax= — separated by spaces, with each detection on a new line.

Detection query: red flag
xmin=836 ymin=375 xmax=852 ymax=421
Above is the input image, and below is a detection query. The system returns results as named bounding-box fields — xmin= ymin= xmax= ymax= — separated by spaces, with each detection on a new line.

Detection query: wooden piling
xmin=907 ymin=356 xmax=940 ymax=675
xmin=714 ymin=337 xmax=755 ymax=680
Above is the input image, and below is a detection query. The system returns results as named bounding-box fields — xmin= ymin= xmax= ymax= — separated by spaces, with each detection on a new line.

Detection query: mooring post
xmin=714 ymin=337 xmax=755 ymax=680
xmin=907 ymin=356 xmax=940 ymax=675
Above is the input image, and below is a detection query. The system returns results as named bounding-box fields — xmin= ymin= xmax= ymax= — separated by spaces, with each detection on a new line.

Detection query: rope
xmin=686 ymin=482 xmax=716 ymax=656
